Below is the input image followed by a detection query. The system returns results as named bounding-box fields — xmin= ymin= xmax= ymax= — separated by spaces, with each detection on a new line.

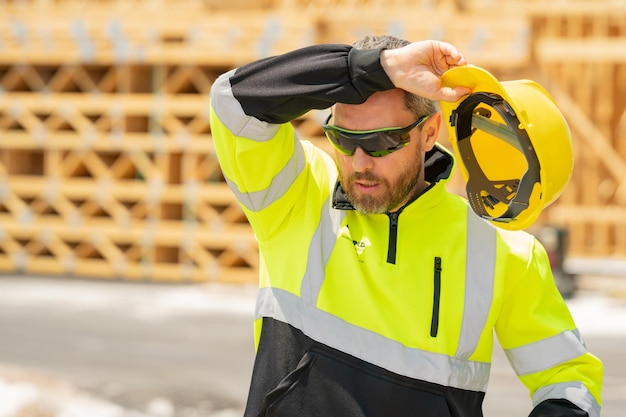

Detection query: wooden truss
xmin=0 ymin=1 xmax=625 ymax=283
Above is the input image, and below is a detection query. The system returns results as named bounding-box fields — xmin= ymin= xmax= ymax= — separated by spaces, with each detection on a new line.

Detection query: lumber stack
xmin=527 ymin=4 xmax=626 ymax=258
xmin=0 ymin=3 xmax=315 ymax=282
xmin=0 ymin=0 xmax=624 ymax=283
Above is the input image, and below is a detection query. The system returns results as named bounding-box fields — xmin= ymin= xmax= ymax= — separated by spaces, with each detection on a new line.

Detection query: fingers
xmin=435 ymin=41 xmax=467 ymax=69
xmin=428 ymin=41 xmax=468 ymax=79
xmin=379 ymin=39 xmax=470 ymax=102
xmin=437 ymin=85 xmax=473 ymax=102
xmin=429 ymin=41 xmax=470 ymax=101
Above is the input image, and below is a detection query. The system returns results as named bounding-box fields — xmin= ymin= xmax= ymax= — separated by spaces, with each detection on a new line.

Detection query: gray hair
xmin=352 ymin=35 xmax=438 ymax=121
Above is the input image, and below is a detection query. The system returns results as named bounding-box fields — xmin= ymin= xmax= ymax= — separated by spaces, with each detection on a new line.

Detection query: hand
xmin=380 ymin=40 xmax=471 ymax=102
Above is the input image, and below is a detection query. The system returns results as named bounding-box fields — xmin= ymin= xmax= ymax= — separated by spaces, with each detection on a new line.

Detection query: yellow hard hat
xmin=440 ymin=65 xmax=573 ymax=230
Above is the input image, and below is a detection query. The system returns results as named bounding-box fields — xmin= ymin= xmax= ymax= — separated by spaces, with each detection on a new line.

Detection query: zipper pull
xmin=387 ymin=212 xmax=399 ymax=264
xmin=389 ymin=212 xmax=398 ymax=228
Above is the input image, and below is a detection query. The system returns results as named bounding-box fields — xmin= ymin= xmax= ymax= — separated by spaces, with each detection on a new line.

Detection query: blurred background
xmin=0 ymin=0 xmax=624 ymax=416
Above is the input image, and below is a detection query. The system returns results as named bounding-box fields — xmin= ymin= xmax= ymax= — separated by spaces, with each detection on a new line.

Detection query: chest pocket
xmin=257 ymin=346 xmax=452 ymax=417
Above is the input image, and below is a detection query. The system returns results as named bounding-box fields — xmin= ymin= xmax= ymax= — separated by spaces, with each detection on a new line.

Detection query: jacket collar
xmin=331 ymin=143 xmax=455 ymax=211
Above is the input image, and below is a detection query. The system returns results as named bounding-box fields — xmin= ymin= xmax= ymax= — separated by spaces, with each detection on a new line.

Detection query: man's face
xmin=332 ymin=89 xmax=437 ymax=214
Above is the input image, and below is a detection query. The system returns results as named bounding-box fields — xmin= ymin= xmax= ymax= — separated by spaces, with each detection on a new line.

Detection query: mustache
xmin=349 ymin=172 xmax=382 ymax=183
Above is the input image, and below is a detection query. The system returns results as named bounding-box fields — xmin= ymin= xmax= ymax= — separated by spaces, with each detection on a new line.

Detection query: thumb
xmin=436 ymin=86 xmax=472 ymax=102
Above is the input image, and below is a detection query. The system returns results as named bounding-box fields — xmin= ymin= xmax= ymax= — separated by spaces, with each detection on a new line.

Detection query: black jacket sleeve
xmin=529 ymin=399 xmax=589 ymax=417
xmin=230 ymin=44 xmax=395 ymax=124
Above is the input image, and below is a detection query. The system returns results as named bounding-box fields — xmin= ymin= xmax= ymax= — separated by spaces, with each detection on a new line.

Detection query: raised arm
xmin=226 ymin=40 xmax=469 ymax=124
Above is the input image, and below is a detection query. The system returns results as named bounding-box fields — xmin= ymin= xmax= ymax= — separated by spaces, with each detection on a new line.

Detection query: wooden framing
xmin=314 ymin=11 xmax=531 ymax=69
xmin=0 ymin=8 xmax=282 ymax=282
xmin=527 ymin=6 xmax=626 ymax=259
xmin=0 ymin=1 xmax=624 ymax=283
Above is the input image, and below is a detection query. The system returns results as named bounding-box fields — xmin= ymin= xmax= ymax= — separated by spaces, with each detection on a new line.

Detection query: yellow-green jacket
xmin=209 ymin=44 xmax=602 ymax=417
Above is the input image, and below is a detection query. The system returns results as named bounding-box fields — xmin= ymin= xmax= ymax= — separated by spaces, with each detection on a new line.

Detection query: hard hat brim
xmin=440 ymin=65 xmax=514 ymax=114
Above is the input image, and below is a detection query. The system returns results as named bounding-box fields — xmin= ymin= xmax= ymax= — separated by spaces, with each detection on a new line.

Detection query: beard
xmin=339 ymin=160 xmax=421 ymax=214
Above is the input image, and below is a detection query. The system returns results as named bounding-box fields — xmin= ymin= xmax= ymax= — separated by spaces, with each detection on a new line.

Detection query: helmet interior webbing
xmin=450 ymin=92 xmax=541 ymax=223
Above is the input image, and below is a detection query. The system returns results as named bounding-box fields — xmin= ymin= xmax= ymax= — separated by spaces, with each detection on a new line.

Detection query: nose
xmin=351 ymin=146 xmax=374 ymax=172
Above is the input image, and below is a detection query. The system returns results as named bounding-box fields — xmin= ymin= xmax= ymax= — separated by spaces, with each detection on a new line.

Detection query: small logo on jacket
xmin=353 ymin=237 xmax=371 ymax=257
xmin=339 ymin=225 xmax=371 ymax=259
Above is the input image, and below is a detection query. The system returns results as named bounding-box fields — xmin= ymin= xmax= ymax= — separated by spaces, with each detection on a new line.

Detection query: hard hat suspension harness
xmin=449 ymin=92 xmax=541 ymax=224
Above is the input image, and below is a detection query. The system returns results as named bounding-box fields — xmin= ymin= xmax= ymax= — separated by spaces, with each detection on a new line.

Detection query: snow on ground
xmin=0 ymin=276 xmax=624 ymax=417
xmin=0 ymin=371 xmax=242 ymax=417
xmin=0 ymin=279 xmax=258 ymax=319
xmin=0 ymin=366 xmax=143 ymax=417
xmin=567 ymin=291 xmax=626 ymax=336
xmin=0 ymin=279 xmax=254 ymax=417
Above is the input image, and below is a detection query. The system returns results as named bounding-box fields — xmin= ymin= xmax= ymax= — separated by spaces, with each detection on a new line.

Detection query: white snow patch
xmin=567 ymin=292 xmax=626 ymax=336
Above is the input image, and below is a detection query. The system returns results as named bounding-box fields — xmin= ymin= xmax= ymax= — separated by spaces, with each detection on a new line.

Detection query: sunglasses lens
xmin=323 ymin=114 xmax=430 ymax=157
xmin=324 ymin=131 xmax=354 ymax=155
xmin=324 ymin=130 xmax=408 ymax=157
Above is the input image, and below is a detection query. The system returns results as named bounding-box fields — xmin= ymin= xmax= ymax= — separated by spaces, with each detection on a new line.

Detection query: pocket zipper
xmin=430 ymin=257 xmax=442 ymax=337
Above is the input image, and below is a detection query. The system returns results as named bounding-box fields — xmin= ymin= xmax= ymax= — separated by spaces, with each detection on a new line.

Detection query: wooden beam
xmin=550 ymin=86 xmax=626 ymax=199
xmin=536 ymin=39 xmax=626 ymax=63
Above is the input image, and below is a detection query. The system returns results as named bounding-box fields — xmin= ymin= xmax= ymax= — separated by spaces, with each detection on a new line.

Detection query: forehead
xmin=333 ymin=89 xmax=411 ymax=128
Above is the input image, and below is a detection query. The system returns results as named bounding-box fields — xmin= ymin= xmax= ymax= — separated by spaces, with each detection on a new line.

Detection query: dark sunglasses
xmin=322 ymin=113 xmax=432 ymax=157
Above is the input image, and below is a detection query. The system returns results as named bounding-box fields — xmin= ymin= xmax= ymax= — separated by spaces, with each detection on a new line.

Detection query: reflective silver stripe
xmin=505 ymin=329 xmax=588 ymax=376
xmin=299 ymin=203 xmax=345 ymax=305
xmin=255 ymin=287 xmax=491 ymax=392
xmin=532 ymin=381 xmax=601 ymax=417
xmin=211 ymin=70 xmax=307 ymax=212
xmin=455 ymin=210 xmax=496 ymax=359
xmin=210 ymin=69 xmax=279 ymax=141
xmin=223 ymin=135 xmax=306 ymax=212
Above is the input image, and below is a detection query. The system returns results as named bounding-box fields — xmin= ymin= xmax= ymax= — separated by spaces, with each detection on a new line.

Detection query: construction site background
xmin=1 ymin=2 xmax=625 ymax=415
xmin=0 ymin=0 xmax=625 ymax=284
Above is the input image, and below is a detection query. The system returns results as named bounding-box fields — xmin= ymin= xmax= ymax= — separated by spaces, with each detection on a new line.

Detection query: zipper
xmin=430 ymin=257 xmax=442 ymax=337
xmin=386 ymin=212 xmax=399 ymax=264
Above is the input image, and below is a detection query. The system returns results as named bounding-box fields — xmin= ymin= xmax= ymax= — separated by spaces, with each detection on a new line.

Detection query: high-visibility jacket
xmin=209 ymin=44 xmax=602 ymax=417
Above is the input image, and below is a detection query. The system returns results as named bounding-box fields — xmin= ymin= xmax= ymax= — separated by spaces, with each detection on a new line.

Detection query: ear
xmin=421 ymin=112 xmax=442 ymax=152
